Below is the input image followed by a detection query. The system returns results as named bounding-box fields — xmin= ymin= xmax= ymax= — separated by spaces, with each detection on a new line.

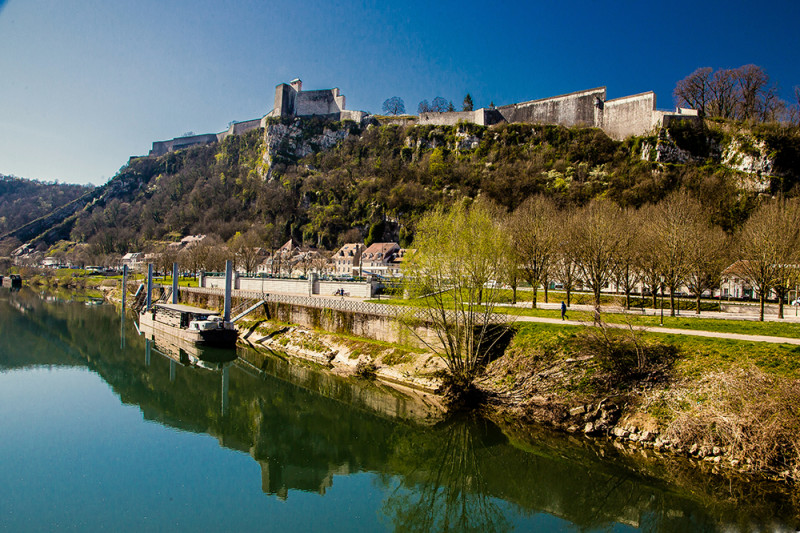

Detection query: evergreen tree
xmin=463 ymin=93 xmax=474 ymax=111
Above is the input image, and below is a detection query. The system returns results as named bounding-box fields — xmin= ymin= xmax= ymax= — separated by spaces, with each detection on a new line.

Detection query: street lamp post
xmin=660 ymin=275 xmax=665 ymax=327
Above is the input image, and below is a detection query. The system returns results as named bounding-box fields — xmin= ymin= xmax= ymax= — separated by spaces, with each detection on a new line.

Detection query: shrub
xmin=572 ymin=322 xmax=677 ymax=385
xmin=354 ymin=359 xmax=377 ymax=379
xmin=666 ymin=368 xmax=800 ymax=479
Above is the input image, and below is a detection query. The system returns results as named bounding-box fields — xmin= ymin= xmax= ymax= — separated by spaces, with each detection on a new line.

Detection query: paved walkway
xmin=506 ymin=300 xmax=800 ymax=323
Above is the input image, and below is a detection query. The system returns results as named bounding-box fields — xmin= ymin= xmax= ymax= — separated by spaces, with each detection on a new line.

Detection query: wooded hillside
xmin=3 ymin=117 xmax=800 ymax=256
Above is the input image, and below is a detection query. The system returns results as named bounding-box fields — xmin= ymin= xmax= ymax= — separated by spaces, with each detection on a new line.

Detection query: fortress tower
xmin=271 ymin=78 xmax=347 ymax=118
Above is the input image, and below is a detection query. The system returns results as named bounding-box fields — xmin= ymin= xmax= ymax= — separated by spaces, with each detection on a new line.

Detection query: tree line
xmin=381 ymin=94 xmax=475 ymax=116
xmin=404 ymin=196 xmax=800 ymax=394
xmin=412 ymin=194 xmax=800 ymax=323
xmin=674 ymin=64 xmax=799 ymax=124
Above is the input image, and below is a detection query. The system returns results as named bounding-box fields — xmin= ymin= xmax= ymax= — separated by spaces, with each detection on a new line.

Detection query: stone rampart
xmin=418 ymin=110 xmax=476 ymax=126
xmin=600 ymin=92 xmax=657 ymax=140
xmin=340 ymin=110 xmax=367 ymax=122
xmin=417 ymin=108 xmax=504 ymax=127
xmin=378 ymin=117 xmax=416 ymax=127
xmin=496 ymin=87 xmax=606 ymax=128
xmin=149 ymin=133 xmax=219 ymax=156
xmin=295 ymin=88 xmax=346 ymax=116
xmin=418 ymin=86 xmax=699 ymax=140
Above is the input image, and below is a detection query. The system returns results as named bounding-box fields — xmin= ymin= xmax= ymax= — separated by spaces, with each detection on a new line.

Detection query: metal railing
xmin=177 ymin=286 xmax=503 ymax=324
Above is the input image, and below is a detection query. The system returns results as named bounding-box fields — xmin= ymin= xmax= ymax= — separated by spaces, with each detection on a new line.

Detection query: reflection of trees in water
xmin=380 ymin=418 xmax=510 ymax=533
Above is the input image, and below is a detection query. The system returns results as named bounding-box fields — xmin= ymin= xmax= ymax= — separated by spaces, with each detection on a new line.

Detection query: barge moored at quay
xmin=139 ymin=303 xmax=237 ymax=348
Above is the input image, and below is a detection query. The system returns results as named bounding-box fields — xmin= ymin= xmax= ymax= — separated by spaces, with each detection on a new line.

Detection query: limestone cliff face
xmin=262 ymin=120 xmax=357 ymax=177
xmin=722 ymin=137 xmax=775 ymax=174
xmin=641 ymin=125 xmax=780 ymax=193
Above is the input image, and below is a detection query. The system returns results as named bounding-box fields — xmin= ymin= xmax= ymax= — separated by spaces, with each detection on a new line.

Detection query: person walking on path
xmin=561 ymin=301 xmax=568 ymax=320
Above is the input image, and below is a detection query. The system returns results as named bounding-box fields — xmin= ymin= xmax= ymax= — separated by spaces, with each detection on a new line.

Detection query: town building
xmin=332 ymin=243 xmax=364 ymax=277
xmin=360 ymin=243 xmax=401 ymax=277
xmin=121 ymin=252 xmax=145 ymax=271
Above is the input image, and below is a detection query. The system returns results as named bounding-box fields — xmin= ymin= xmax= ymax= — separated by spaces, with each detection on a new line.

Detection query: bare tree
xmin=203 ymin=237 xmax=230 ymax=272
xmin=684 ymin=219 xmax=729 ymax=315
xmin=509 ymin=196 xmax=558 ymax=308
xmin=653 ymin=192 xmax=699 ymax=316
xmin=430 ymin=96 xmax=449 ymax=113
xmin=551 ymin=207 xmax=580 ymax=307
xmin=228 ymin=228 xmax=263 ymax=274
xmin=157 ymin=247 xmax=179 ymax=279
xmin=570 ymin=200 xmax=624 ymax=309
xmin=674 ymin=64 xmax=785 ymax=122
xmin=552 ymin=255 xmax=579 ymax=308
xmin=737 ymin=199 xmax=800 ymax=320
xmin=611 ymin=208 xmax=640 ymax=310
xmin=179 ymin=239 xmax=209 ymax=278
xmin=707 ymin=68 xmax=738 ymax=119
xmin=634 ymin=206 xmax=662 ymax=310
xmin=311 ymin=250 xmax=332 ymax=275
xmin=498 ymin=213 xmax=520 ymax=304
xmin=734 ymin=64 xmax=781 ymax=122
xmin=674 ymin=67 xmax=713 ymax=115
xmin=382 ymin=96 xmax=406 ymax=116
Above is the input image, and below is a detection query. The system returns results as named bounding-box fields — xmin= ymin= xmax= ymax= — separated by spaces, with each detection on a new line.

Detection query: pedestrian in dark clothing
xmin=561 ymin=301 xmax=567 ymax=320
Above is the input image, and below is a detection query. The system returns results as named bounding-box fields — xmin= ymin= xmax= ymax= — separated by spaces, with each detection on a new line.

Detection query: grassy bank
xmin=483 ymin=321 xmax=800 ymax=482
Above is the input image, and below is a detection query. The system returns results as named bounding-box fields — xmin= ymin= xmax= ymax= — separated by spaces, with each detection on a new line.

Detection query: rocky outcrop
xmin=641 ymin=126 xmax=779 ymax=194
xmin=722 ymin=137 xmax=775 ymax=192
xmin=262 ymin=118 xmax=369 ymax=177
xmin=641 ymin=129 xmax=709 ymax=165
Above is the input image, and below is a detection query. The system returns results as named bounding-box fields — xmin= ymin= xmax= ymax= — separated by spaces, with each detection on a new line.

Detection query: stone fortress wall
xmin=149 ymin=78 xmax=365 ymax=157
xmin=148 ymin=78 xmax=699 ymax=156
xmin=418 ymin=87 xmax=700 ymax=141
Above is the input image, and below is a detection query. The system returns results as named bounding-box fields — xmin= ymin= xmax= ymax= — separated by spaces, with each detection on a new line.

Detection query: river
xmin=0 ymin=289 xmax=797 ymax=532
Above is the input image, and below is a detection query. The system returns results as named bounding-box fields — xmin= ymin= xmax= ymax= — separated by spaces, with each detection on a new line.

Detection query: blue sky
xmin=1 ymin=0 xmax=798 ymax=185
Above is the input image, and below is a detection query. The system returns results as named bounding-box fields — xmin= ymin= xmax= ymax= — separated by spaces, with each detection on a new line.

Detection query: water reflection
xmin=2 ymin=289 xmax=799 ymax=532
xmin=380 ymin=419 xmax=510 ymax=533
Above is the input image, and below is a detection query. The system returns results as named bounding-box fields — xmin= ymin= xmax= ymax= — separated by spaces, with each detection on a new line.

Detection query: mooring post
xmin=172 ymin=262 xmax=179 ymax=304
xmin=146 ymin=264 xmax=153 ymax=311
xmin=221 ymin=365 xmax=229 ymax=416
xmin=224 ymin=260 xmax=233 ymax=323
xmin=122 ymin=265 xmax=128 ymax=309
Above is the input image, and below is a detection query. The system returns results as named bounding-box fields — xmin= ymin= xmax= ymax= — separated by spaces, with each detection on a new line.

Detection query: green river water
xmin=0 ymin=289 xmax=797 ymax=532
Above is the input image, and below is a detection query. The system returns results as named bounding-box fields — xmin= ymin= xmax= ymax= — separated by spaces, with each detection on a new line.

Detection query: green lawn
xmin=511 ymin=322 xmax=800 ymax=380
xmin=123 ymin=275 xmax=199 ymax=287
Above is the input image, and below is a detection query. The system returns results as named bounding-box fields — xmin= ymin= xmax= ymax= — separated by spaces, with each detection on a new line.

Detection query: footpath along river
xmin=0 ymin=288 xmax=797 ymax=532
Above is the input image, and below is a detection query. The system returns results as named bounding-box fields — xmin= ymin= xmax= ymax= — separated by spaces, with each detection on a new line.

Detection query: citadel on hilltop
xmin=148 ymin=79 xmax=698 ymax=157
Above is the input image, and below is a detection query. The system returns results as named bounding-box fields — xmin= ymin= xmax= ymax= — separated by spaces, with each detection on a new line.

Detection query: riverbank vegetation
xmin=482 ymin=321 xmax=800 ymax=482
